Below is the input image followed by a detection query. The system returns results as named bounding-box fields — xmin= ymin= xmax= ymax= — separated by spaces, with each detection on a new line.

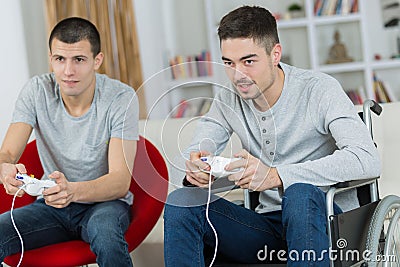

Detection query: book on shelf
xmin=323 ymin=0 xmax=337 ymax=16
xmin=380 ymin=80 xmax=398 ymax=102
xmin=168 ymin=50 xmax=213 ymax=80
xmin=375 ymin=80 xmax=390 ymax=103
xmin=314 ymin=0 xmax=324 ymax=16
xmin=372 ymin=73 xmax=397 ymax=103
xmin=186 ymin=56 xmax=196 ymax=78
xmin=345 ymin=88 xmax=364 ymax=105
xmin=173 ymin=100 xmax=189 ymax=118
xmin=173 ymin=98 xmax=213 ymax=118
xmin=314 ymin=0 xmax=358 ymax=16
xmin=351 ymin=0 xmax=358 ymax=13
xmin=357 ymin=85 xmax=367 ymax=103
xmin=195 ymin=55 xmax=206 ymax=77
xmin=197 ymin=99 xmax=213 ymax=116
xmin=205 ymin=50 xmax=213 ymax=77
xmin=169 ymin=58 xmax=179 ymax=80
xmin=176 ymin=55 xmax=186 ymax=79
xmin=341 ymin=0 xmax=350 ymax=14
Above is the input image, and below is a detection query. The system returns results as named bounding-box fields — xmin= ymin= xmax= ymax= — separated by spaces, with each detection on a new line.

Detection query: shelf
xmin=319 ymin=59 xmax=400 ymax=73
xmin=278 ymin=18 xmax=309 ymax=29
xmin=370 ymin=59 xmax=400 ymax=70
xmin=319 ymin=61 xmax=366 ymax=73
xmin=312 ymin=13 xmax=361 ymax=25
xmin=167 ymin=76 xmax=218 ymax=89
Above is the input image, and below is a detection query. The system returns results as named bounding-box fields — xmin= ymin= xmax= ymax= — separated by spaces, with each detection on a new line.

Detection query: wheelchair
xmin=205 ymin=100 xmax=400 ymax=267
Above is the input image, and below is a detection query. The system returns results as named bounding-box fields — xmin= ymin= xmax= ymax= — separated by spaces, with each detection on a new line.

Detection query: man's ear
xmin=48 ymin=51 xmax=54 ymax=72
xmin=271 ymin=43 xmax=282 ymax=66
xmin=94 ymin=52 xmax=104 ymax=70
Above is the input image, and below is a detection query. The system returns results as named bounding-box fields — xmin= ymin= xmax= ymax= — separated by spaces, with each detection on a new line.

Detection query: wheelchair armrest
xmin=331 ymin=177 xmax=379 ymax=189
xmin=326 ymin=177 xmax=380 ymax=220
xmin=210 ymin=178 xmax=239 ymax=194
xmin=183 ymin=176 xmax=240 ymax=194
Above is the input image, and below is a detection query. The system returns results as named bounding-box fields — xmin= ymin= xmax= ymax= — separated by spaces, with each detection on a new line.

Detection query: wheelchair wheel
xmin=365 ymin=195 xmax=400 ymax=267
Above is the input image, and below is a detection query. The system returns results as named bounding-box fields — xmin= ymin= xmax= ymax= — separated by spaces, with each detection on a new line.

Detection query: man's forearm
xmin=70 ymin=172 xmax=131 ymax=203
xmin=0 ymin=151 xmax=15 ymax=165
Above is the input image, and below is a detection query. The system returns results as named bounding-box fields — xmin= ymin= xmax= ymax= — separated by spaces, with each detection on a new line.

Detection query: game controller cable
xmin=11 ymin=185 xmax=27 ymax=267
xmin=206 ymin=169 xmax=218 ymax=267
xmin=8 ymin=173 xmax=56 ymax=267
xmin=202 ymin=156 xmax=244 ymax=267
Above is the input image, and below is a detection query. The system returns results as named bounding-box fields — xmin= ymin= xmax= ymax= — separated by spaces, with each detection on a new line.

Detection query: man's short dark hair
xmin=49 ymin=17 xmax=101 ymax=57
xmin=217 ymin=6 xmax=280 ymax=54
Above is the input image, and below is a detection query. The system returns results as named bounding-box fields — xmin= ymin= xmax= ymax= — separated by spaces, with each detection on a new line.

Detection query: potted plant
xmin=287 ymin=3 xmax=303 ymax=18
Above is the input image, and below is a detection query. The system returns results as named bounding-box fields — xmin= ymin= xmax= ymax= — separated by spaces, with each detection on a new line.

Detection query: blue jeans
xmin=0 ymin=198 xmax=133 ymax=267
xmin=164 ymin=183 xmax=342 ymax=267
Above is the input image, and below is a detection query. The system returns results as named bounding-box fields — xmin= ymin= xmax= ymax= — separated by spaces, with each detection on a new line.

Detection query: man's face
xmin=221 ymin=38 xmax=279 ymax=102
xmin=49 ymin=39 xmax=103 ymax=98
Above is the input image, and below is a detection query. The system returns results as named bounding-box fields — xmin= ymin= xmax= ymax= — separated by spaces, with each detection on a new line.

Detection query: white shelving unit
xmin=159 ymin=0 xmax=400 ymax=118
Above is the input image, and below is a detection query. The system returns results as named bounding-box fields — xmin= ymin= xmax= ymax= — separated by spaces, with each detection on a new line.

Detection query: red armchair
xmin=0 ymin=136 xmax=169 ymax=267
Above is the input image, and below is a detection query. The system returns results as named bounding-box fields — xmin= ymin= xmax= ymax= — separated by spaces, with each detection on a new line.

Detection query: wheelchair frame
xmin=326 ymin=100 xmax=400 ymax=267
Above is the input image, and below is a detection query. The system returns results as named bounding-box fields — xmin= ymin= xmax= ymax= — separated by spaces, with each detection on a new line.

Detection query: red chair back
xmin=1 ymin=136 xmax=169 ymax=267
xmin=127 ymin=135 xmax=169 ymax=250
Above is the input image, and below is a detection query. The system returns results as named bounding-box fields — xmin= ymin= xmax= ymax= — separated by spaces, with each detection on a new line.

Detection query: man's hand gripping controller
xmin=16 ymin=173 xmax=56 ymax=196
xmin=200 ymin=156 xmax=243 ymax=178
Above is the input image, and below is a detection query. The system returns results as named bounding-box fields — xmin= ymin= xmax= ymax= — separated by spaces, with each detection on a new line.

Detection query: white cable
xmin=205 ymin=170 xmax=218 ymax=267
xmin=11 ymin=185 xmax=26 ymax=267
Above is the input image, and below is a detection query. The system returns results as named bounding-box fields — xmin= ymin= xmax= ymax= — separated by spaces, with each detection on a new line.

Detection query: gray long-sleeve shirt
xmin=184 ymin=63 xmax=381 ymax=213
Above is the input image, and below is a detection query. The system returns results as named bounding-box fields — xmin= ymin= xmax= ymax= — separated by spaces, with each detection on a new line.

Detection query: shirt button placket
xmin=260 ymin=116 xmax=271 ymax=157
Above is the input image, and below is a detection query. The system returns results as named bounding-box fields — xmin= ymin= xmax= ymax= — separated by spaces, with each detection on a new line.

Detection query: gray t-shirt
xmin=12 ymin=73 xmax=139 ymax=205
xmin=184 ymin=63 xmax=380 ymax=213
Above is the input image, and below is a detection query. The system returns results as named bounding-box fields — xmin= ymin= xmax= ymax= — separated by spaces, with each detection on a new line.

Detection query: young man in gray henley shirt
xmin=163 ymin=6 xmax=380 ymax=266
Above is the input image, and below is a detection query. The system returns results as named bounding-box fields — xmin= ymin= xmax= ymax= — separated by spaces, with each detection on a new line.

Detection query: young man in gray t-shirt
xmin=0 ymin=18 xmax=138 ymax=267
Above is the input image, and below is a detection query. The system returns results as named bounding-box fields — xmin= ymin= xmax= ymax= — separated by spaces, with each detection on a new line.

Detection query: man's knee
xmin=282 ymin=183 xmax=326 ymax=218
xmin=283 ymin=183 xmax=324 ymax=201
xmin=83 ymin=202 xmax=130 ymax=242
xmin=0 ymin=212 xmax=15 ymax=243
xmin=166 ymin=187 xmax=213 ymax=208
xmin=164 ymin=186 xmax=224 ymax=226
xmin=285 ymin=182 xmax=321 ymax=195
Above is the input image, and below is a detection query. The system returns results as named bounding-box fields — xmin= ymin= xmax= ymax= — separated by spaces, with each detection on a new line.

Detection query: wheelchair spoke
xmin=383 ymin=207 xmax=400 ymax=267
xmin=366 ymin=196 xmax=400 ymax=267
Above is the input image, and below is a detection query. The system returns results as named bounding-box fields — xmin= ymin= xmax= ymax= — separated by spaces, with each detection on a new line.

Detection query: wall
xmin=0 ymin=1 xmax=31 ymax=141
xmin=133 ymin=0 xmax=170 ymax=119
xmin=19 ymin=0 xmax=48 ymax=77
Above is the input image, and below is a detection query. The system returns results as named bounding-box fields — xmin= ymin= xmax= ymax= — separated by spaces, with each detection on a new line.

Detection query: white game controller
xmin=200 ymin=156 xmax=243 ymax=178
xmin=16 ymin=173 xmax=56 ymax=196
